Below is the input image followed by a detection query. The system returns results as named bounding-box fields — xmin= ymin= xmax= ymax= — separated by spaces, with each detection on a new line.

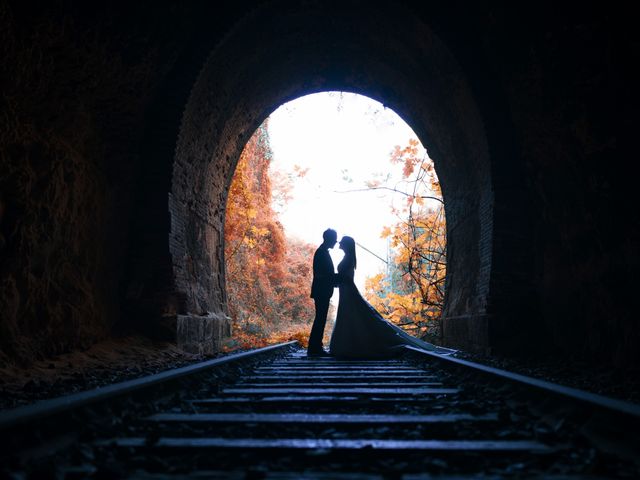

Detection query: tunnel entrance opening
xmin=222 ymin=92 xmax=447 ymax=351
xmin=125 ymin=0 xmax=536 ymax=358
xmin=165 ymin=2 xmax=497 ymax=355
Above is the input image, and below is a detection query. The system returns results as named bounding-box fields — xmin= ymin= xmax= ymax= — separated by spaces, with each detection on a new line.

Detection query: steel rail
xmin=403 ymin=345 xmax=640 ymax=420
xmin=0 ymin=340 xmax=298 ymax=430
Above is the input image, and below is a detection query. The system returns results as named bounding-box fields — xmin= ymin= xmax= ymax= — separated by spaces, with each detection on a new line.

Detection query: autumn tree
xmin=364 ymin=139 xmax=446 ymax=342
xmin=224 ymin=122 xmax=316 ymax=349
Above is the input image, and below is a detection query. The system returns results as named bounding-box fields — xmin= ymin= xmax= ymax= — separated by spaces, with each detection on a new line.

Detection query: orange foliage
xmin=224 ymin=123 xmax=316 ymax=351
xmin=364 ymin=139 xmax=446 ymax=342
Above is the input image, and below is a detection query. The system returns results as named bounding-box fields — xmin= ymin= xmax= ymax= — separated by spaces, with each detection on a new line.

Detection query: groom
xmin=307 ymin=228 xmax=338 ymax=357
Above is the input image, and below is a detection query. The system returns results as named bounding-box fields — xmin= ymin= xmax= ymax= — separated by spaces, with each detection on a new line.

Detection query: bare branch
xmin=333 ymin=186 xmax=444 ymax=204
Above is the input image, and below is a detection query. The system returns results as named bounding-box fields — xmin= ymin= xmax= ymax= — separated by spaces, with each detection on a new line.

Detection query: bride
xmin=329 ymin=236 xmax=455 ymax=359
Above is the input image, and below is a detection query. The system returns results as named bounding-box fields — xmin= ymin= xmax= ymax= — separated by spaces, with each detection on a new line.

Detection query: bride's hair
xmin=341 ymin=236 xmax=357 ymax=270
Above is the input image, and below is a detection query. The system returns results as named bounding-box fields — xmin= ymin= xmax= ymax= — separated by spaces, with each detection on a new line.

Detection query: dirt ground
xmin=0 ymin=335 xmax=215 ymax=410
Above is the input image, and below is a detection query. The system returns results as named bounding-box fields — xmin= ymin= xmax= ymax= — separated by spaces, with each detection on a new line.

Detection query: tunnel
xmin=0 ymin=1 xmax=637 ymax=367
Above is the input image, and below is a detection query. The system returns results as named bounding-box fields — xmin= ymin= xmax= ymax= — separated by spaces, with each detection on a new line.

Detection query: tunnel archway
xmin=3 ymin=0 xmax=636 ymax=366
xmin=163 ymin=1 xmax=508 ymax=354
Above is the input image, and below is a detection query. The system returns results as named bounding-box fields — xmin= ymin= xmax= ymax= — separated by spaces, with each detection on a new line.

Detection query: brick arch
xmin=165 ymin=1 xmax=512 ymax=354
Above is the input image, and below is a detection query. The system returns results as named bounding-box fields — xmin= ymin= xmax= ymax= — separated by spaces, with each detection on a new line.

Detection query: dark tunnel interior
xmin=0 ymin=1 xmax=638 ymax=370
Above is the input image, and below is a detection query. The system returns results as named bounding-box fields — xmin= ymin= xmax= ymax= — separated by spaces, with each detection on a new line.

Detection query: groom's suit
xmin=308 ymin=245 xmax=335 ymax=353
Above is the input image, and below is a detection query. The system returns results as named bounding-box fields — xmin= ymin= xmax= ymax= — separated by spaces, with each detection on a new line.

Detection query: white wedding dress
xmin=329 ymin=258 xmax=455 ymax=359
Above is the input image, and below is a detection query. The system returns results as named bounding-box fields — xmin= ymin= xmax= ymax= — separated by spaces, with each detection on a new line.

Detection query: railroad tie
xmin=5 ymin=341 xmax=639 ymax=477
xmin=99 ymin=346 xmax=555 ymax=469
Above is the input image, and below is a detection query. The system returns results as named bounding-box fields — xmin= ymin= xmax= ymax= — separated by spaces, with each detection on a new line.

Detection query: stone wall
xmin=0 ymin=2 xmax=158 ymax=361
xmin=0 ymin=1 xmax=232 ymax=362
xmin=505 ymin=7 xmax=638 ymax=363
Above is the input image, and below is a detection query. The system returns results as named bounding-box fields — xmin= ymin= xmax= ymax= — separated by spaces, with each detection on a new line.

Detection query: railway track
xmin=1 ymin=341 xmax=639 ymax=478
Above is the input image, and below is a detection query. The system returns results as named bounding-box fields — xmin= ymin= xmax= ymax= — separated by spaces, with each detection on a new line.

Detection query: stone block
xmin=442 ymin=314 xmax=490 ymax=354
xmin=177 ymin=312 xmax=232 ymax=355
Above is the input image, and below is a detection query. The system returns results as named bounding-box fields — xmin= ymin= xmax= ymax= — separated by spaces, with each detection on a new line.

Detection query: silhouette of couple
xmin=308 ymin=228 xmax=451 ymax=358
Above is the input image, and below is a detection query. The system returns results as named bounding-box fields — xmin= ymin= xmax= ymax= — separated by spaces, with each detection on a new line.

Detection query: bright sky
xmin=268 ymin=92 xmax=429 ymax=292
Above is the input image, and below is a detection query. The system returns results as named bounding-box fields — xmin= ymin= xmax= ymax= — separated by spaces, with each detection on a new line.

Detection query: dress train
xmin=329 ymin=261 xmax=455 ymax=359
